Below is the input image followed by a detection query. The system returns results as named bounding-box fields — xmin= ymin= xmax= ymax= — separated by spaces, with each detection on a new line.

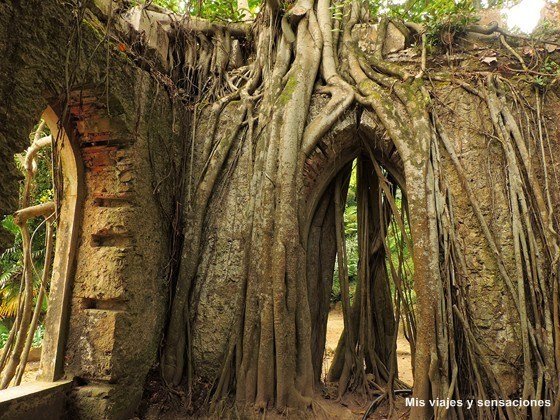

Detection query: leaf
xmin=522 ymin=46 xmax=535 ymax=56
xmin=481 ymin=56 xmax=498 ymax=65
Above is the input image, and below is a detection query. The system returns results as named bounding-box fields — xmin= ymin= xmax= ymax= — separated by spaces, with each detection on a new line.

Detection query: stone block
xmin=0 ymin=381 xmax=72 ymax=420
xmin=354 ymin=22 xmax=406 ymax=56
xmin=66 ymin=309 xmax=121 ymax=382
xmin=70 ymin=383 xmax=141 ymax=420
xmin=74 ymin=247 xmax=128 ymax=301
xmin=124 ymin=7 xmax=171 ymax=68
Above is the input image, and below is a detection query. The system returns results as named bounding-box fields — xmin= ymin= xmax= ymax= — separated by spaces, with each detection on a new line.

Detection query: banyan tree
xmin=1 ymin=0 xmax=560 ymax=419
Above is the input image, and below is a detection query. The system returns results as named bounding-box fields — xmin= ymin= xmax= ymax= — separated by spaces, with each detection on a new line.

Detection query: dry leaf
xmin=481 ymin=56 xmax=498 ymax=65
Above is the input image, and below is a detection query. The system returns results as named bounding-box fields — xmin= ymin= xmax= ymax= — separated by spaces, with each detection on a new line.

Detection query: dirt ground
xmin=20 ymin=361 xmax=40 ymax=384
xmin=323 ymin=309 xmax=414 ymax=385
xmin=319 ymin=309 xmax=413 ymax=419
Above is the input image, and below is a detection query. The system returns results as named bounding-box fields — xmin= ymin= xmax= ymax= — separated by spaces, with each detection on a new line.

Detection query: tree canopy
xmin=147 ymin=0 xmax=535 ymax=23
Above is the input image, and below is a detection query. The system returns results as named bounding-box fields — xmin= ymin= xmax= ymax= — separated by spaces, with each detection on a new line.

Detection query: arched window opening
xmin=0 ymin=107 xmax=81 ymax=389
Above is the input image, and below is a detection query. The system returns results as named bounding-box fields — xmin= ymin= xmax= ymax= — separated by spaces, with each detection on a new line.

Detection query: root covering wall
xmin=188 ymin=87 xmax=530 ymax=386
xmin=184 ymin=41 xmax=560 ymax=411
xmin=433 ymin=85 xmax=521 ymax=394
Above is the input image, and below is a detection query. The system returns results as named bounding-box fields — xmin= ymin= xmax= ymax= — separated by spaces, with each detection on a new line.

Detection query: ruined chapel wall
xmin=432 ymin=79 xmax=560 ymax=394
xmin=2 ymin=1 xmax=560 ymax=415
xmin=0 ymin=1 xmax=182 ymax=418
xmin=433 ymin=84 xmax=521 ymax=394
xmin=0 ymin=1 xmax=66 ymax=250
xmin=186 ymin=77 xmax=560 ymax=398
xmin=63 ymin=74 xmax=181 ymax=419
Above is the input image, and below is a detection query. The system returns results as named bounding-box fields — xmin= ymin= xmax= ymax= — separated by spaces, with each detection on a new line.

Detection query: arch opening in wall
xmin=304 ymin=126 xmax=416 ymax=413
xmin=0 ymin=105 xmax=83 ymax=389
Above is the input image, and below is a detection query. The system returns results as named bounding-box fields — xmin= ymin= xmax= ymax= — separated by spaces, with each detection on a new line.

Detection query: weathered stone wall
xmin=0 ymin=381 xmax=72 ymax=420
xmin=61 ymin=78 xmax=181 ymax=419
xmin=0 ymin=1 xmax=56 ymax=250
xmin=0 ymin=1 xmax=184 ymax=418
xmin=433 ymin=85 xmax=521 ymax=394
xmin=429 ymin=64 xmax=560 ymax=395
xmin=2 ymin=1 xmax=560 ymax=418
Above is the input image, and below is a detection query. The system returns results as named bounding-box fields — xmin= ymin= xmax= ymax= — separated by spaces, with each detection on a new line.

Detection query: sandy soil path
xmin=323 ymin=309 xmax=414 ymax=385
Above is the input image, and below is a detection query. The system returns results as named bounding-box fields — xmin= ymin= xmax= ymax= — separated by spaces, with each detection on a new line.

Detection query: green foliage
xmin=139 ymin=0 xmax=556 ymax=31
xmin=32 ymin=324 xmax=44 ymax=348
xmin=331 ymin=164 xmax=414 ymax=307
xmin=191 ymin=0 xmax=261 ymax=21
xmin=146 ymin=0 xmax=480 ymax=27
xmin=363 ymin=0 xmax=475 ymax=24
xmin=146 ymin=0 xmax=261 ymax=21
xmin=0 ymin=216 xmax=24 ymax=321
xmin=0 ymin=321 xmax=9 ymax=348
xmin=0 ymin=320 xmax=43 ymax=349
xmin=534 ymin=57 xmax=560 ymax=88
xmin=0 ymin=122 xmax=53 ymax=325
xmin=332 ymin=166 xmax=359 ymax=303
xmin=0 ymin=218 xmax=51 ymax=320
xmin=412 ymin=0 xmax=478 ymax=47
xmin=130 ymin=0 xmax=184 ymax=13
xmin=152 ymin=0 xmax=184 ymax=12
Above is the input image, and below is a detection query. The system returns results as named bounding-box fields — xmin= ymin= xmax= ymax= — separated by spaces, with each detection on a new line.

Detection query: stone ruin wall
xmin=0 ymin=1 xmax=185 ymax=418
xmin=189 ymin=28 xmax=560 ymax=400
xmin=0 ymin=1 xmax=560 ymax=418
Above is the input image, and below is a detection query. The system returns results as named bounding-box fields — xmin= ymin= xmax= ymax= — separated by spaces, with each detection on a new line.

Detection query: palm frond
xmin=0 ymin=295 xmax=20 ymax=320
xmin=0 ymin=265 xmax=21 ymax=287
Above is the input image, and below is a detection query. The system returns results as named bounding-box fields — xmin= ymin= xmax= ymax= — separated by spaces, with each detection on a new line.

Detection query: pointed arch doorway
xmin=304 ymin=123 xmax=416 ymax=410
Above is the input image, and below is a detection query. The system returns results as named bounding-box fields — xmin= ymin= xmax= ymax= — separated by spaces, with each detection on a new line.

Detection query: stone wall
xmin=433 ymin=85 xmax=521 ymax=394
xmin=0 ymin=381 xmax=72 ymax=420
xmin=0 ymin=1 xmax=184 ymax=418
xmin=60 ymin=81 xmax=180 ymax=419
xmin=1 ymin=1 xmax=560 ymax=418
xmin=185 ymin=39 xmax=560 ymax=400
